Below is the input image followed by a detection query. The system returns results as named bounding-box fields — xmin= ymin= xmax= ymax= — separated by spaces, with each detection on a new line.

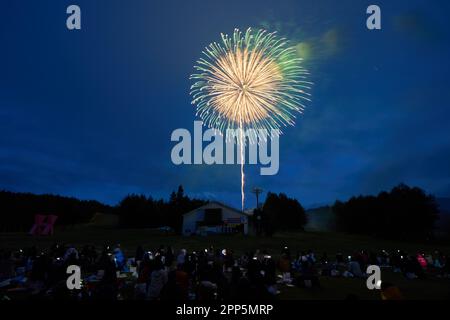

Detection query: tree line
xmin=252 ymin=192 xmax=308 ymax=236
xmin=0 ymin=183 xmax=442 ymax=240
xmin=116 ymin=188 xmax=308 ymax=235
xmin=0 ymin=187 xmax=308 ymax=234
xmin=0 ymin=190 xmax=111 ymax=232
xmin=332 ymin=184 xmax=439 ymax=240
xmin=0 ymin=187 xmax=206 ymax=233
xmin=116 ymin=185 xmax=206 ymax=233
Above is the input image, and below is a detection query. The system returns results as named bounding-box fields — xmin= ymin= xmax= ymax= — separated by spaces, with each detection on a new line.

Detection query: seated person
xmin=295 ymin=261 xmax=320 ymax=288
xmin=348 ymin=256 xmax=365 ymax=278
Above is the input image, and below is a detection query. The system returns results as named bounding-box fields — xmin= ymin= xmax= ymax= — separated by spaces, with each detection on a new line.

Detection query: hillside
xmin=305 ymin=206 xmax=336 ymax=232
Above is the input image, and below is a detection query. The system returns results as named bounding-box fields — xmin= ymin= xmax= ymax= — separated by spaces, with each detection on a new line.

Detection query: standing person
xmin=278 ymin=253 xmax=291 ymax=282
xmin=147 ymin=258 xmax=168 ymax=300
xmin=135 ymin=253 xmax=151 ymax=299
xmin=135 ymin=245 xmax=144 ymax=264
xmin=177 ymin=249 xmax=187 ymax=266
xmin=175 ymin=264 xmax=190 ymax=300
xmin=165 ymin=246 xmax=175 ymax=267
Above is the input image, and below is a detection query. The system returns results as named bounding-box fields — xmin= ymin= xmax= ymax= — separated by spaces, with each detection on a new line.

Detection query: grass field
xmin=1 ymin=227 xmax=450 ymax=300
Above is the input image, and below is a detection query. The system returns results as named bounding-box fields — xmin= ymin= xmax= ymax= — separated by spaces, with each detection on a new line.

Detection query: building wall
xmin=222 ymin=206 xmax=248 ymax=235
xmin=182 ymin=202 xmax=248 ymax=236
xmin=182 ymin=209 xmax=204 ymax=236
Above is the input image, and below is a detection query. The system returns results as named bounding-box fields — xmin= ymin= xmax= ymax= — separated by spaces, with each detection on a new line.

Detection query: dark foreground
xmin=1 ymin=228 xmax=450 ymax=300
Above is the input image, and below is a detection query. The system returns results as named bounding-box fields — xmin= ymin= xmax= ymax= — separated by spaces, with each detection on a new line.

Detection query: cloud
xmin=257 ymin=20 xmax=346 ymax=66
xmin=295 ymin=42 xmax=312 ymax=61
xmin=296 ymin=28 xmax=345 ymax=64
xmin=320 ymin=28 xmax=341 ymax=56
xmin=393 ymin=11 xmax=444 ymax=44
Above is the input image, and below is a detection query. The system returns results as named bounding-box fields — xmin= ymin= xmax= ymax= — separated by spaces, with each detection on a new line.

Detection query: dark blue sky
xmin=1 ymin=0 xmax=450 ymax=208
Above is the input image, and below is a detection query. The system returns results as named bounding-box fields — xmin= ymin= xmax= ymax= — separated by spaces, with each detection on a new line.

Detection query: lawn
xmin=1 ymin=227 xmax=450 ymax=300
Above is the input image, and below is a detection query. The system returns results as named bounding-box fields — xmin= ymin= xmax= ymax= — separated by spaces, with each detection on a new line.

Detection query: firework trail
xmin=190 ymin=28 xmax=311 ymax=210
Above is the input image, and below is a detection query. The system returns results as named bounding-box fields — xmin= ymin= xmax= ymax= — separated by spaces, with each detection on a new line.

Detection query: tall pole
xmin=251 ymin=187 xmax=263 ymax=209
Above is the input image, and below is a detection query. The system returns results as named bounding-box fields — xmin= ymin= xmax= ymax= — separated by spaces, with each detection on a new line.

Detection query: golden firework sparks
xmin=190 ymin=28 xmax=312 ymax=210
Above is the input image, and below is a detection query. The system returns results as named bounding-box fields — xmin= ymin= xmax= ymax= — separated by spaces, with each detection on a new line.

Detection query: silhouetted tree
xmin=117 ymin=195 xmax=163 ymax=228
xmin=261 ymin=192 xmax=307 ymax=236
xmin=333 ymin=184 xmax=439 ymax=240
xmin=116 ymin=185 xmax=207 ymax=233
xmin=166 ymin=185 xmax=206 ymax=233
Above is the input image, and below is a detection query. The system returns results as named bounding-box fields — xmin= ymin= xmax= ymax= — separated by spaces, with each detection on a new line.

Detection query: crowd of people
xmin=1 ymin=243 xmax=449 ymax=301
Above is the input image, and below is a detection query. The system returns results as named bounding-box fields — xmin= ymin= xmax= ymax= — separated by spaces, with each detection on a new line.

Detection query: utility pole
xmin=251 ymin=187 xmax=264 ymax=209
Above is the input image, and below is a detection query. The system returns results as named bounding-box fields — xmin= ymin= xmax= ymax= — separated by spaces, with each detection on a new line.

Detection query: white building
xmin=182 ymin=201 xmax=251 ymax=236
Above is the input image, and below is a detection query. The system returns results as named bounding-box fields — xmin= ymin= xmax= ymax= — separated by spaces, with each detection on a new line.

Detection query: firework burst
xmin=190 ymin=28 xmax=312 ymax=210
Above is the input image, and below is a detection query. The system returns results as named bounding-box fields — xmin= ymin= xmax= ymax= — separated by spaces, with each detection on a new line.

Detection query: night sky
xmin=1 ymin=0 xmax=450 ymax=209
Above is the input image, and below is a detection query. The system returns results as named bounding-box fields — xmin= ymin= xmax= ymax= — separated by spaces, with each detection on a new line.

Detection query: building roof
xmin=183 ymin=201 xmax=251 ymax=217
